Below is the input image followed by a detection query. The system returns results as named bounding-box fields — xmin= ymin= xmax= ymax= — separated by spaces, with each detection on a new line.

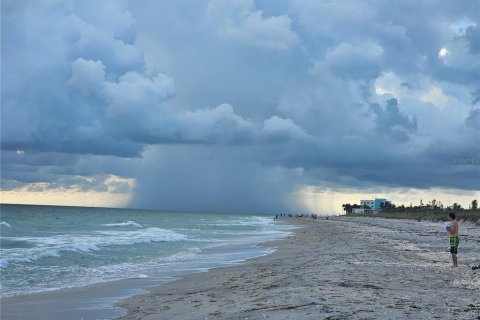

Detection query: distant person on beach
xmin=446 ymin=212 xmax=459 ymax=268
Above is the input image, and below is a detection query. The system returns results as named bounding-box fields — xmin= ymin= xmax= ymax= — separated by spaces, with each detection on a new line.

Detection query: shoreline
xmin=2 ymin=217 xmax=478 ymax=319
xmin=116 ymin=217 xmax=479 ymax=319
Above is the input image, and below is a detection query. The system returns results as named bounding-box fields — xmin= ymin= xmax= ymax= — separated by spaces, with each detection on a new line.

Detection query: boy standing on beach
xmin=447 ymin=212 xmax=459 ymax=268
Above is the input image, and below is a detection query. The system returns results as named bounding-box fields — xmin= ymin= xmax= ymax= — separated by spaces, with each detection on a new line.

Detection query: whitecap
xmin=0 ymin=259 xmax=10 ymax=268
xmin=97 ymin=227 xmax=187 ymax=245
xmin=1 ymin=249 xmax=61 ymax=268
xmin=102 ymin=220 xmax=143 ymax=228
xmin=70 ymin=243 xmax=100 ymax=252
xmin=1 ymin=227 xmax=187 ymax=268
xmin=1 ymin=221 xmax=12 ymax=228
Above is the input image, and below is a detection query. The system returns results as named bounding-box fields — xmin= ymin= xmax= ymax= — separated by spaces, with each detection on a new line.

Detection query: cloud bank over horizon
xmin=1 ymin=0 xmax=479 ymax=214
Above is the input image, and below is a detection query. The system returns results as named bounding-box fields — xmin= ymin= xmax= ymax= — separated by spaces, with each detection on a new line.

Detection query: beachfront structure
xmin=352 ymin=208 xmax=367 ymax=214
xmin=353 ymin=198 xmax=388 ymax=214
xmin=374 ymin=198 xmax=387 ymax=209
xmin=360 ymin=200 xmax=375 ymax=209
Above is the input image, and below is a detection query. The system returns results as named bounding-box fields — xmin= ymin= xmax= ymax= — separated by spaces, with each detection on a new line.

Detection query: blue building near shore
xmin=355 ymin=198 xmax=389 ymax=214
xmin=374 ymin=198 xmax=387 ymax=210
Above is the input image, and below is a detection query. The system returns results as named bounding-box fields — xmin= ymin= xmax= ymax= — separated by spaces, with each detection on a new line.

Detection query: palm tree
xmin=342 ymin=203 xmax=353 ymax=214
xmin=452 ymin=203 xmax=462 ymax=210
xmin=472 ymin=199 xmax=478 ymax=210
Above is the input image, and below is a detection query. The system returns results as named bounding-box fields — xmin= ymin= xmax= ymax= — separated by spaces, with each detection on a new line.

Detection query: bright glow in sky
xmin=420 ymin=86 xmax=449 ymax=108
xmin=438 ymin=47 xmax=449 ymax=58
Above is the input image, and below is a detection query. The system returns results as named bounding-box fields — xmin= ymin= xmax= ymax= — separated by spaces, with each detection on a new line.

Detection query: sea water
xmin=0 ymin=204 xmax=294 ymax=299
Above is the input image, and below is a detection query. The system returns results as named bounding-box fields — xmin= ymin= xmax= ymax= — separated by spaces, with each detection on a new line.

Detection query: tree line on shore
xmin=342 ymin=199 xmax=479 ymax=215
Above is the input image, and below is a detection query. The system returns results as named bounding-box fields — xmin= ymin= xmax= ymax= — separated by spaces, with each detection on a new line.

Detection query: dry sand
xmin=116 ymin=217 xmax=479 ymax=320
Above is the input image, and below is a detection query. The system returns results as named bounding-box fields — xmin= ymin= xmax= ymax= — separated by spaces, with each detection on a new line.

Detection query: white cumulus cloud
xmin=206 ymin=0 xmax=299 ymax=50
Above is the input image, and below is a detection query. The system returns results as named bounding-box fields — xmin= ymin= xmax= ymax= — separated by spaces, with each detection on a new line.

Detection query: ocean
xmin=0 ymin=204 xmax=294 ymax=319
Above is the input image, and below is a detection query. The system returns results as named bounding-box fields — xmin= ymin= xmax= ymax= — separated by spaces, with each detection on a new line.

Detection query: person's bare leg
xmin=452 ymin=254 xmax=458 ymax=267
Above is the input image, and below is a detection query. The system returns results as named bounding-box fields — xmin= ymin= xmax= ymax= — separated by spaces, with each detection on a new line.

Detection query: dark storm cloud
xmin=472 ymin=89 xmax=480 ymax=105
xmin=130 ymin=145 xmax=302 ymax=214
xmin=465 ymin=109 xmax=480 ymax=131
xmin=370 ymin=98 xmax=417 ymax=143
xmin=465 ymin=25 xmax=480 ymax=54
xmin=2 ymin=0 xmax=479 ymax=213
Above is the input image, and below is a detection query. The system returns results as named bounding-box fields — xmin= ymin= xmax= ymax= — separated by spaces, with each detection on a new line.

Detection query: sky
xmin=1 ymin=0 xmax=479 ymax=214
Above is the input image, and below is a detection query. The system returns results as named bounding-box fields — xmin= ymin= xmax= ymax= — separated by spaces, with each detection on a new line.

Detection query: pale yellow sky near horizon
xmin=1 ymin=183 xmax=478 ymax=215
xmin=0 ymin=189 xmax=133 ymax=208
xmin=0 ymin=175 xmax=136 ymax=209
xmin=296 ymin=186 xmax=480 ymax=215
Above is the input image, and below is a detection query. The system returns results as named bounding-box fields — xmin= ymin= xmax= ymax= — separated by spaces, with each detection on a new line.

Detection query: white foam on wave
xmin=52 ymin=255 xmax=199 ymax=293
xmin=1 ymin=227 xmax=187 ymax=268
xmin=75 ymin=248 xmax=203 ymax=284
xmin=1 ymin=221 xmax=12 ymax=228
xmin=71 ymin=243 xmax=100 ymax=252
xmin=97 ymin=227 xmax=187 ymax=245
xmin=162 ymin=247 xmax=202 ymax=263
xmin=102 ymin=220 xmax=143 ymax=228
xmin=1 ymin=249 xmax=60 ymax=268
xmin=0 ymin=259 xmax=10 ymax=268
xmin=212 ymin=216 xmax=274 ymax=227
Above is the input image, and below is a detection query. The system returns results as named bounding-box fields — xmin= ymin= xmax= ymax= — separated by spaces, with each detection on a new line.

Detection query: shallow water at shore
xmin=1 ymin=204 xmax=294 ymax=320
xmin=0 ymin=205 xmax=293 ymax=297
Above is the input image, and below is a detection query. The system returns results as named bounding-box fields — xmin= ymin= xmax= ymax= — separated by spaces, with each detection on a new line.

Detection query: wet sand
xmin=116 ymin=217 xmax=480 ymax=319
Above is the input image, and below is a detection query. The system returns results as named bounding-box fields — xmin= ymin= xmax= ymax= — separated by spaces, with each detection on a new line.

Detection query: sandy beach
xmin=116 ymin=217 xmax=480 ymax=320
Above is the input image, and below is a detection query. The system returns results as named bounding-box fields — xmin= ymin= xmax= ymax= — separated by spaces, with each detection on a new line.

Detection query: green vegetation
xmin=342 ymin=199 xmax=480 ymax=223
xmin=357 ymin=209 xmax=480 ymax=223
